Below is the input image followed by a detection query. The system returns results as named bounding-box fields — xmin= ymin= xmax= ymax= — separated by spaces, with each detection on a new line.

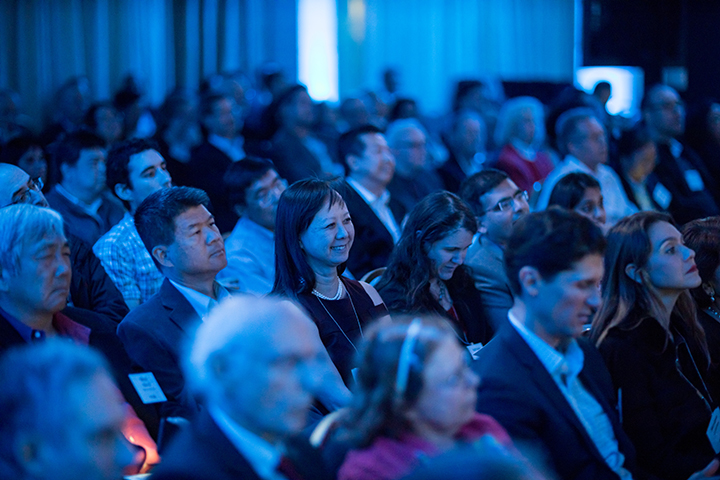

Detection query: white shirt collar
xmin=209 ymin=404 xmax=283 ymax=480
xmin=55 ymin=183 xmax=103 ymax=215
xmin=208 ymin=133 xmax=245 ymax=162
xmin=168 ymin=279 xmax=230 ymax=319
xmin=347 ymin=177 xmax=384 ymax=204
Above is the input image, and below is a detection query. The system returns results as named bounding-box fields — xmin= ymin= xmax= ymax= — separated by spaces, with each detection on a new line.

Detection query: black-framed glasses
xmin=11 ymin=177 xmax=44 ymax=205
xmin=484 ymin=190 xmax=528 ymax=214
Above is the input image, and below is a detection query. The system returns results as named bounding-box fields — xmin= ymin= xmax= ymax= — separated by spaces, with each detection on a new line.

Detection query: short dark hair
xmin=47 ymin=130 xmax=105 ymax=181
xmin=547 ymin=172 xmax=601 ymax=210
xmin=338 ymin=124 xmax=383 ymax=173
xmin=224 ymin=157 xmax=275 ymax=208
xmin=272 ymin=178 xmax=345 ymax=299
xmin=0 ymin=135 xmax=42 ymax=166
xmin=682 ymin=217 xmax=720 ymax=308
xmin=555 ymin=107 xmax=597 ymax=157
xmin=458 ymin=168 xmax=509 ymax=217
xmin=200 ymin=93 xmax=229 ymax=119
xmin=134 ymin=186 xmax=210 ymax=270
xmin=83 ymin=101 xmax=115 ymax=130
xmin=106 ymin=138 xmax=161 ymax=195
xmin=505 ymin=207 xmax=606 ymax=294
xmin=453 ymin=80 xmax=483 ymax=112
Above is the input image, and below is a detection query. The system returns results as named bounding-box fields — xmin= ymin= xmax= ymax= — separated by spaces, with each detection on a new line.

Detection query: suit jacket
xmin=117 ymin=278 xmax=202 ymax=419
xmin=188 ymin=142 xmax=238 ymax=233
xmin=464 ymin=235 xmax=513 ymax=331
xmin=437 ymin=150 xmax=467 ymax=193
xmin=338 ymin=181 xmax=406 ymax=278
xmin=0 ymin=306 xmax=159 ymax=437
xmin=473 ymin=324 xmax=638 ymax=480
xmin=152 ymin=409 xmax=331 ymax=480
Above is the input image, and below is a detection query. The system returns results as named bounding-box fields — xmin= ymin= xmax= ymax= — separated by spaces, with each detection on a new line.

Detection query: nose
xmin=206 ymin=225 xmax=222 ymax=244
xmin=336 ymin=222 xmax=349 ymax=239
xmin=587 ymin=284 xmax=602 ymax=308
xmin=683 ymin=245 xmax=696 ymax=261
xmin=455 ymin=249 xmax=466 ymax=265
xmin=159 ymin=167 xmax=172 ymax=186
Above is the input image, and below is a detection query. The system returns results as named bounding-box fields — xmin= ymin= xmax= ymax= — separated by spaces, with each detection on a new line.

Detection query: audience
xmin=0 ymin=163 xmax=129 ymax=322
xmin=642 ymin=84 xmax=720 ymax=224
xmin=547 ymin=172 xmax=607 ymax=229
xmin=150 ymin=295 xmax=335 ymax=480
xmin=117 ymin=186 xmax=230 ymax=419
xmin=154 ymin=88 xmax=202 ymax=187
xmin=474 ymin=208 xmax=638 ymax=480
xmin=686 ymin=99 xmax=720 ymax=187
xmin=439 ymin=111 xmax=487 ymax=192
xmin=536 ymin=108 xmax=636 ymax=226
xmin=0 ymin=340 xmax=136 ymax=480
xmin=460 ymin=169 xmax=529 ymax=330
xmin=333 ymin=316 xmax=513 ymax=480
xmin=93 ymin=139 xmax=171 ymax=308
xmin=45 ymin=130 xmax=126 ymax=245
xmin=592 ymin=212 xmax=718 ymax=479
xmin=217 ymin=157 xmax=286 ymax=295
xmin=493 ymin=96 xmax=554 ymax=196
xmin=273 ymin=178 xmax=387 ymax=389
xmin=0 ymin=134 xmax=48 ymax=186
xmin=83 ymin=101 xmax=124 ymax=147
xmin=376 ymin=191 xmax=494 ymax=352
xmin=616 ymin=124 xmax=667 ymax=212
xmin=337 ymin=125 xmax=406 ymax=278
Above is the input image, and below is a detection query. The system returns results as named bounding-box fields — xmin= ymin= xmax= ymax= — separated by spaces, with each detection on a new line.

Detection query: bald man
xmin=0 ymin=163 xmax=128 ymax=322
xmin=152 ymin=295 xmax=338 ymax=480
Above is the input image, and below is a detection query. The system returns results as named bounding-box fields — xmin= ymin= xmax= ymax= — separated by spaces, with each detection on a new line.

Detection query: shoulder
xmin=356 ymin=280 xmax=384 ymax=307
xmin=339 ymin=437 xmax=413 ymax=480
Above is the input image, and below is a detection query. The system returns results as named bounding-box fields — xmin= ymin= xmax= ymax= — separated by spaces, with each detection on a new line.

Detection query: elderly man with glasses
xmin=459 ymin=168 xmax=529 ymax=330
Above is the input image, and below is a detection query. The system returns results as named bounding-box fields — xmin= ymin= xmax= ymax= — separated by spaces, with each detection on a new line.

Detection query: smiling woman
xmin=272 ymin=179 xmax=389 ymax=388
xmin=591 ymin=211 xmax=718 ymax=480
xmin=376 ymin=191 xmax=494 ymax=350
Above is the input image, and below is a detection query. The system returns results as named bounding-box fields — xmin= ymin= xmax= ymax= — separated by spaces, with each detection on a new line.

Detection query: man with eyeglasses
xmin=460 ymin=169 xmax=529 ymax=330
xmin=0 ymin=163 xmax=129 ymax=323
xmin=216 ymin=157 xmax=287 ymax=296
xmin=642 ymin=84 xmax=720 ymax=224
xmin=93 ymin=139 xmax=172 ymax=309
xmin=535 ymin=108 xmax=636 ymax=226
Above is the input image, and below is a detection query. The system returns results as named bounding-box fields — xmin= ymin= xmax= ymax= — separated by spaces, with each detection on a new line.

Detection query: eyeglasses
xmin=253 ymin=178 xmax=288 ymax=208
xmin=11 ymin=177 xmax=44 ymax=205
xmin=395 ymin=318 xmax=423 ymax=398
xmin=484 ymin=190 xmax=528 ymax=214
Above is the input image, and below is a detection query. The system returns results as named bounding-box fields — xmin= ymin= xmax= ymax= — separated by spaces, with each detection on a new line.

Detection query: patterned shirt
xmin=93 ymin=212 xmax=164 ymax=306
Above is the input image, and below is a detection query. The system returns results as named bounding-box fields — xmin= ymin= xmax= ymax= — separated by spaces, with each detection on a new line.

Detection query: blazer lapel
xmin=159 ymin=279 xmax=201 ymax=335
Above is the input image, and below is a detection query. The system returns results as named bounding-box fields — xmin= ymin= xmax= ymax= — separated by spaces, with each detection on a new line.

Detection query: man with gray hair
xmin=386 ymin=119 xmax=444 ymax=212
xmin=151 ymin=295 xmax=334 ymax=480
xmin=0 ymin=340 xmax=135 ymax=480
xmin=535 ymin=108 xmax=636 ymax=226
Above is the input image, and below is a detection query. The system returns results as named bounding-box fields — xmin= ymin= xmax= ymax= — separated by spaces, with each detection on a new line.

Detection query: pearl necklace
xmin=312 ymin=279 xmax=344 ymax=301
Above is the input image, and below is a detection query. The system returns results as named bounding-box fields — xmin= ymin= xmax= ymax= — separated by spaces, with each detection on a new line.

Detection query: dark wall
xmin=582 ymin=0 xmax=720 ymax=102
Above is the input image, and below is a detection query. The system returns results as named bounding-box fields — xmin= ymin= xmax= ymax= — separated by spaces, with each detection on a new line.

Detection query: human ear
xmin=625 ymin=263 xmax=643 ymax=284
xmin=518 ymin=266 xmax=541 ymax=297
xmin=703 ymin=282 xmax=716 ymax=299
xmin=114 ymin=183 xmax=133 ymax=202
xmin=152 ymin=246 xmax=173 ymax=268
xmin=13 ymin=433 xmax=46 ymax=477
xmin=346 ymin=154 xmax=359 ymax=173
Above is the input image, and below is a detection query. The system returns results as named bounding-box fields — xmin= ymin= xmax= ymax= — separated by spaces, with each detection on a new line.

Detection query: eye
xmin=666 ymin=246 xmax=676 ymax=254
xmin=325 ymin=222 xmax=336 ymax=229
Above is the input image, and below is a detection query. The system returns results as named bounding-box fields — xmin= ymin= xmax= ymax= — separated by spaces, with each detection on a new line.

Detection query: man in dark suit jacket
xmin=118 ymin=187 xmax=230 ymax=420
xmin=151 ymin=296 xmax=332 ymax=480
xmin=473 ymin=208 xmax=640 ymax=480
xmin=337 ymin=125 xmax=406 ymax=278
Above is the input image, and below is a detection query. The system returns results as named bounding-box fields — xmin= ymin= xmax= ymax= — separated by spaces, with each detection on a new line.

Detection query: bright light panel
xmin=575 ymin=66 xmax=644 ymax=118
xmin=298 ymin=0 xmax=339 ymax=102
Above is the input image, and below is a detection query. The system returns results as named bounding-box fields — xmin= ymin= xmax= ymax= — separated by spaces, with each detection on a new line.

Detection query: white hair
xmin=0 ymin=205 xmax=65 ymax=278
xmin=386 ymin=118 xmax=426 ymax=148
xmin=493 ymin=96 xmax=546 ymax=147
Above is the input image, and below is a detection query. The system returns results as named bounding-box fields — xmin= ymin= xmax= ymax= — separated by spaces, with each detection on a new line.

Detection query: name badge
xmin=128 ymin=372 xmax=167 ymax=404
xmin=652 ymin=183 xmax=672 ymax=209
xmin=707 ymin=407 xmax=720 ymax=453
xmin=685 ymin=169 xmax=705 ymax=192
xmin=467 ymin=343 xmax=484 ymax=360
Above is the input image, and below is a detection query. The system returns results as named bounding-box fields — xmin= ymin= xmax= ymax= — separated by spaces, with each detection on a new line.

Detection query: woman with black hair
xmin=547 ymin=172 xmax=607 ymax=229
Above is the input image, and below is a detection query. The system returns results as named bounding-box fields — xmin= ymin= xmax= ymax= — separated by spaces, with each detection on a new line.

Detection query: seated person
xmin=273 ymin=178 xmax=387 ymax=390
xmin=0 ymin=163 xmax=128 ymax=322
xmin=151 ymin=295 xmax=335 ymax=480
xmin=460 ymin=169 xmax=529 ymax=330
xmin=45 ymin=130 xmax=126 ymax=245
xmin=118 ymin=187 xmax=231 ymax=419
xmin=332 ymin=316 xmax=514 ymax=480
xmin=547 ymin=172 xmax=607 ymax=230
xmin=0 ymin=340 xmax=137 ymax=480
xmin=616 ymin=125 xmax=668 ymax=212
xmin=0 ymin=134 xmax=48 ymax=186
xmin=216 ymin=157 xmax=286 ymax=295
xmin=376 ymin=191 xmax=494 ymax=351
xmin=0 ymin=205 xmax=157 ymax=462
xmin=93 ymin=139 xmax=171 ymax=308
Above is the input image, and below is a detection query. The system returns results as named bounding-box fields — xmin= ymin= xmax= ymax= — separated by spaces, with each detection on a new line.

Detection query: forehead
xmin=550 ymin=253 xmax=604 ymax=284
xmin=436 ymin=228 xmax=474 ymax=246
xmin=648 ymin=221 xmax=680 ymax=249
xmin=77 ymin=148 xmax=105 ymax=163
xmin=249 ymin=169 xmax=278 ymax=191
xmin=311 ymin=200 xmax=348 ymax=223
xmin=400 ymin=127 xmax=424 ymax=142
xmin=578 ymin=118 xmax=604 ymax=137
xmin=482 ymin=178 xmax=518 ymax=203
xmin=174 ymin=205 xmax=212 ymax=231
xmin=424 ymin=336 xmax=463 ymax=378
xmin=651 ymin=87 xmax=680 ymax=106
xmin=66 ymin=372 xmax=125 ymax=431
xmin=24 ymin=231 xmax=68 ymax=254
xmin=0 ymin=167 xmax=30 ymax=200
xmin=360 ymin=133 xmax=387 ymax=152
xmin=128 ymin=149 xmax=164 ymax=175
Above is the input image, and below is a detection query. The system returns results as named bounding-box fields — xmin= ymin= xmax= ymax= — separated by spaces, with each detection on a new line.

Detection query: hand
xmin=688 ymin=459 xmax=720 ymax=480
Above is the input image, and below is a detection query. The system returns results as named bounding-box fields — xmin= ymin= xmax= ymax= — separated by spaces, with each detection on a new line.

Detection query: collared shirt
xmin=216 ymin=216 xmax=275 ymax=296
xmin=347 ymin=177 xmax=402 ymax=242
xmin=168 ymin=280 xmax=231 ymax=319
xmin=208 ymin=134 xmax=245 ymax=162
xmin=93 ymin=212 xmax=164 ymax=305
xmin=509 ymin=312 xmax=632 ymax=480
xmin=54 ymin=183 xmax=103 ymax=216
xmin=1 ymin=305 xmax=91 ymax=344
xmin=209 ymin=405 xmax=286 ymax=480
xmin=535 ymin=155 xmax=638 ymax=226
